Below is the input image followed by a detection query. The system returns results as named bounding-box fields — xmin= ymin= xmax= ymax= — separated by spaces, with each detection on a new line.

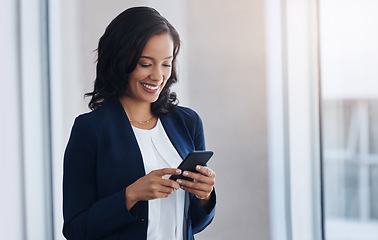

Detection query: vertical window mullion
xmin=19 ymin=0 xmax=53 ymax=239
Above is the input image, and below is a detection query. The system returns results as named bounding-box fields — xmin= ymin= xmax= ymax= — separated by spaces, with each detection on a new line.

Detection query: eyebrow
xmin=140 ymin=56 xmax=173 ymax=60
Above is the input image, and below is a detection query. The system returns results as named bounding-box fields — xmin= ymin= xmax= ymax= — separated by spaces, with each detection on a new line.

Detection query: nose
xmin=149 ymin=66 xmax=164 ymax=82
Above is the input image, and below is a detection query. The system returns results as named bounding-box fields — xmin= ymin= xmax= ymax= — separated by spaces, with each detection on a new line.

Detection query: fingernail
xmin=183 ymin=171 xmax=189 ymax=176
xmin=176 ymin=169 xmax=182 ymax=174
xmin=176 ymin=179 xmax=182 ymax=184
xmin=196 ymin=165 xmax=201 ymax=170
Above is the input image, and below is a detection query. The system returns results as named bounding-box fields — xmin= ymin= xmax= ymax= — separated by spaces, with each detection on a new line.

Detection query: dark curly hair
xmin=85 ymin=6 xmax=180 ymax=116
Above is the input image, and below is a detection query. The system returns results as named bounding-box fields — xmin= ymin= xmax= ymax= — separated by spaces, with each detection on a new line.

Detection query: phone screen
xmin=169 ymin=150 xmax=214 ymax=181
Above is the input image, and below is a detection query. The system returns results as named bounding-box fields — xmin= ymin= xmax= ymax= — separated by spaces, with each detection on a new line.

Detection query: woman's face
xmin=126 ymin=33 xmax=174 ymax=103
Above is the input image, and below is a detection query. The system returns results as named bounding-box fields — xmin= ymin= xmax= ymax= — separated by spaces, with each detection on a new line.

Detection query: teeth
xmin=142 ymin=83 xmax=159 ymax=90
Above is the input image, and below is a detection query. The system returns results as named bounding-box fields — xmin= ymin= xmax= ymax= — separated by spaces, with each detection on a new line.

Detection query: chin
xmin=143 ymin=96 xmax=160 ymax=104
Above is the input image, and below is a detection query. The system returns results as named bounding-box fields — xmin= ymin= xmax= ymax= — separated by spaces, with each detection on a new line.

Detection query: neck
xmin=119 ymin=96 xmax=153 ymax=121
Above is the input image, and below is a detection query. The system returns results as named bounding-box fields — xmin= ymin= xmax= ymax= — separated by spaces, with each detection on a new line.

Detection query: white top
xmin=132 ymin=119 xmax=185 ymax=240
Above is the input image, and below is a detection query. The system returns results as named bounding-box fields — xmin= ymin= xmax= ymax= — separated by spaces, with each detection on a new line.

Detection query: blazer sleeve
xmin=63 ymin=115 xmax=139 ymax=240
xmin=188 ymin=112 xmax=216 ymax=234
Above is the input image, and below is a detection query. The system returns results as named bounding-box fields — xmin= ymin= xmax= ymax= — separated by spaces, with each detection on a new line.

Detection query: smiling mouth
xmin=141 ymin=83 xmax=159 ymax=90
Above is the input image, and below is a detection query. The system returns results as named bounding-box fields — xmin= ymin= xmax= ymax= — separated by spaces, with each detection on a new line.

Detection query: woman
xmin=63 ymin=6 xmax=216 ymax=240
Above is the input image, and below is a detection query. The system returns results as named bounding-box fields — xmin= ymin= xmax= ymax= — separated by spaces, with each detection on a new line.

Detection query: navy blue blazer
xmin=63 ymin=100 xmax=216 ymax=240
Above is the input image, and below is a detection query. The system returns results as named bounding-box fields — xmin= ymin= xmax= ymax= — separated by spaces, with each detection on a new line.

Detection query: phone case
xmin=169 ymin=150 xmax=214 ymax=181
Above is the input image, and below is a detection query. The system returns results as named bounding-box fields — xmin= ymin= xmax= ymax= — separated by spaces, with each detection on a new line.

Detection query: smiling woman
xmin=62 ymin=6 xmax=216 ymax=240
xmin=84 ymin=7 xmax=181 ymax=117
xmin=122 ymin=33 xmax=174 ymax=118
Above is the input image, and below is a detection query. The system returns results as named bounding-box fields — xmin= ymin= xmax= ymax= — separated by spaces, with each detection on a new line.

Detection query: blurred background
xmin=1 ymin=0 xmax=377 ymax=240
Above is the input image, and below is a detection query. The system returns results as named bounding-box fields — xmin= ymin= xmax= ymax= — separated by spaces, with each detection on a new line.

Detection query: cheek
xmin=130 ymin=68 xmax=149 ymax=81
xmin=163 ymin=73 xmax=171 ymax=86
xmin=164 ymin=69 xmax=172 ymax=81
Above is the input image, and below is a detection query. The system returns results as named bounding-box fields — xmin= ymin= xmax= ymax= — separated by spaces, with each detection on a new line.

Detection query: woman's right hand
xmin=125 ymin=168 xmax=182 ymax=210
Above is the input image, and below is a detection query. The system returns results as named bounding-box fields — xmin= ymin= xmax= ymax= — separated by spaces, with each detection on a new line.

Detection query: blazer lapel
xmin=115 ymin=101 xmax=146 ymax=177
xmin=160 ymin=114 xmax=194 ymax=160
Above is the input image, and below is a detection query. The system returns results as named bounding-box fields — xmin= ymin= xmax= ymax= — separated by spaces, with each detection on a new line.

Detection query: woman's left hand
xmin=176 ymin=165 xmax=216 ymax=200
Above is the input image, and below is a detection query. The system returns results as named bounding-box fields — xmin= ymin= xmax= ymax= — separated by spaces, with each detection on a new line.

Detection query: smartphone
xmin=169 ymin=150 xmax=214 ymax=181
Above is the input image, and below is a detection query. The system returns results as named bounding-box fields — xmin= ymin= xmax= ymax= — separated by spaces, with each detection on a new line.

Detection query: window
xmin=267 ymin=0 xmax=378 ymax=239
xmin=320 ymin=0 xmax=378 ymax=239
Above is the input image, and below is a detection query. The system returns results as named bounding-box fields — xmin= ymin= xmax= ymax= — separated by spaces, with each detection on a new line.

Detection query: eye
xmin=162 ymin=62 xmax=172 ymax=67
xmin=139 ymin=63 xmax=152 ymax=68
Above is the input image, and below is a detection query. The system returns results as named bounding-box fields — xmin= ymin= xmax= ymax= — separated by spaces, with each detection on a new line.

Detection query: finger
xmin=176 ymin=178 xmax=213 ymax=193
xmin=181 ymin=170 xmax=215 ymax=185
xmin=152 ymin=168 xmax=182 ymax=177
xmin=180 ymin=185 xmax=211 ymax=199
xmin=157 ymin=185 xmax=176 ymax=195
xmin=195 ymin=165 xmax=216 ymax=178
xmin=149 ymin=183 xmax=175 ymax=194
xmin=160 ymin=178 xmax=180 ymax=190
xmin=151 ymin=190 xmax=173 ymax=199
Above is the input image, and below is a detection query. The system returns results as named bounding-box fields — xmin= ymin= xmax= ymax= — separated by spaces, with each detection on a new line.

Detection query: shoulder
xmin=74 ymin=100 xmax=122 ymax=127
xmin=163 ymin=106 xmax=204 ymax=133
xmin=68 ymin=101 xmax=125 ymax=148
xmin=172 ymin=106 xmax=206 ymax=150
xmin=169 ymin=106 xmax=202 ymax=122
xmin=69 ymin=101 xmax=125 ymax=141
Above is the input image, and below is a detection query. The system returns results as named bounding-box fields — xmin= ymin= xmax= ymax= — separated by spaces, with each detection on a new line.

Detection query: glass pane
xmin=369 ymin=100 xmax=378 ymax=154
xmin=370 ymin=166 xmax=378 ymax=219
xmin=319 ymin=0 xmax=378 ymax=239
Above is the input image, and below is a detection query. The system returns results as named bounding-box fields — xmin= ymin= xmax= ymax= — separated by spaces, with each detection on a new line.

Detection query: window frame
xmin=266 ymin=0 xmax=323 ymax=239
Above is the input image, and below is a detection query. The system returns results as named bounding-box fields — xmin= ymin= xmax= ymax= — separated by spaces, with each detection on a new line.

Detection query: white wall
xmin=185 ymin=1 xmax=270 ymax=239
